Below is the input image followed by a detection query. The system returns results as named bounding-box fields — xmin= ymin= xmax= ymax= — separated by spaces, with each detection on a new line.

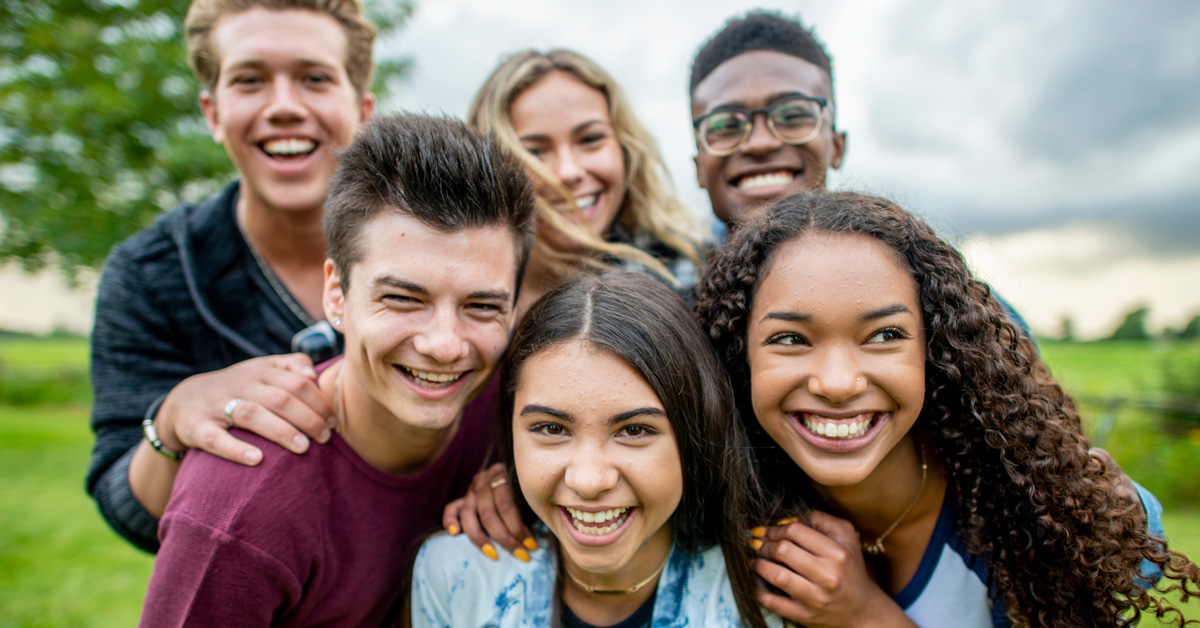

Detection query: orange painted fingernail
xmin=523 ymin=538 xmax=539 ymax=551
xmin=514 ymin=549 xmax=530 ymax=563
xmin=447 ymin=525 xmax=459 ymax=536
xmin=482 ymin=544 xmax=499 ymax=561
xmin=776 ymin=517 xmax=798 ymax=525
xmin=750 ymin=526 xmax=766 ymax=538
xmin=750 ymin=539 xmax=763 ymax=550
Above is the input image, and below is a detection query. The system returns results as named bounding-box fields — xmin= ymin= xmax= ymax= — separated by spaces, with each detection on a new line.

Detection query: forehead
xmin=754 ymin=232 xmax=918 ymax=316
xmin=692 ymin=50 xmax=833 ymax=115
xmin=211 ymin=8 xmax=348 ymax=71
xmin=516 ymin=341 xmax=664 ymax=414
xmin=510 ymin=71 xmax=610 ymax=135
xmin=350 ymin=212 xmax=518 ymax=292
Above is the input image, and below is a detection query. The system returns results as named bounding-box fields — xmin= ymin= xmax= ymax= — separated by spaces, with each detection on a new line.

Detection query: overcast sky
xmin=4 ymin=0 xmax=1197 ymax=337
xmin=379 ymin=0 xmax=1200 ymax=337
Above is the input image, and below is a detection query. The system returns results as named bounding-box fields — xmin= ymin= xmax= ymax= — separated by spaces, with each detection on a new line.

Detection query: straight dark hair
xmin=325 ymin=113 xmax=536 ymax=292
xmin=497 ymin=272 xmax=769 ymax=628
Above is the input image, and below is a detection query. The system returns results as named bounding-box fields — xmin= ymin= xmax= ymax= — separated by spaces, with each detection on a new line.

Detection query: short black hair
xmin=689 ymin=10 xmax=833 ymax=96
xmin=325 ymin=114 xmax=536 ymax=290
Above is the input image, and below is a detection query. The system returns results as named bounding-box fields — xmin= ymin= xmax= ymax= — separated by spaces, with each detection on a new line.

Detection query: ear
xmin=358 ymin=91 xmax=376 ymax=124
xmin=323 ymin=260 xmax=345 ymax=329
xmin=830 ymin=130 xmax=847 ymax=170
xmin=200 ymin=90 xmax=222 ymax=143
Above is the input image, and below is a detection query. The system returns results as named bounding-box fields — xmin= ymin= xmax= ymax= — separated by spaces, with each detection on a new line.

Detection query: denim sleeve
xmin=1135 ymin=480 xmax=1166 ymax=584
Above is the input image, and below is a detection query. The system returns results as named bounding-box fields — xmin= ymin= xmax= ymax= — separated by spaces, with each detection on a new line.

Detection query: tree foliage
xmin=1107 ymin=305 xmax=1152 ymax=341
xmin=0 ymin=0 xmax=412 ymax=274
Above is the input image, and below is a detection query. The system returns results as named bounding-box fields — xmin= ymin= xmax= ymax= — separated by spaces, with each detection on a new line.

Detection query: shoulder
xmin=411 ymin=532 xmax=555 ymax=627
xmin=166 ymin=430 xmax=333 ymax=542
xmin=656 ymin=544 xmax=781 ymax=627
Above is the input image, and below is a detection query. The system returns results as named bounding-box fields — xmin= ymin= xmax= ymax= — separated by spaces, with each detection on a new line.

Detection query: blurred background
xmin=1 ymin=0 xmax=1197 ymax=625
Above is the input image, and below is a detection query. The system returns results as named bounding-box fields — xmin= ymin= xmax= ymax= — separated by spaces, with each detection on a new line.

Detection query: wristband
xmin=142 ymin=417 xmax=185 ymax=461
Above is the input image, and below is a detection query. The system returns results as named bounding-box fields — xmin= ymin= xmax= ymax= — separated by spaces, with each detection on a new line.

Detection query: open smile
xmin=731 ymin=169 xmax=800 ymax=196
xmin=560 ymin=506 xmax=635 ymax=546
xmin=554 ymin=192 xmax=601 ymax=218
xmin=788 ymin=411 xmax=889 ymax=452
xmin=394 ymin=365 xmax=470 ymax=398
xmin=258 ymin=137 xmax=318 ymax=162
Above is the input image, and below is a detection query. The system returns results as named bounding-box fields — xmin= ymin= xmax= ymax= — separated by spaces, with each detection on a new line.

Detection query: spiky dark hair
xmin=689 ymin=10 xmax=833 ymax=96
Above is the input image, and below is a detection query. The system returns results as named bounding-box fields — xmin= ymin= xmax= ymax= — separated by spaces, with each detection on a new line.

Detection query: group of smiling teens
xmin=90 ymin=1 xmax=1200 ymax=626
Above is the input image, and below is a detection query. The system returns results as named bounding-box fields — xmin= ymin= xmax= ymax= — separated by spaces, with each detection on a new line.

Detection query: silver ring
xmin=224 ymin=398 xmax=245 ymax=428
xmin=489 ymin=477 xmax=508 ymax=490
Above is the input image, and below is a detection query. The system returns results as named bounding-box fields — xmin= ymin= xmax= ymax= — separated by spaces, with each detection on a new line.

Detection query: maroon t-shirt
xmin=140 ymin=362 xmax=499 ymax=627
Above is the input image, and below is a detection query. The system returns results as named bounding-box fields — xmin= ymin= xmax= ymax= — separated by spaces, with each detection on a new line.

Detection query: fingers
xmin=225 ymin=398 xmax=315 ymax=455
xmin=754 ymin=518 xmax=858 ymax=593
xmin=257 ymin=362 xmax=336 ymax=439
xmin=804 ymin=510 xmax=863 ymax=549
xmin=189 ymin=422 xmax=264 ymax=466
xmin=755 ymin=574 xmax=819 ymax=624
xmin=273 ymin=353 xmax=318 ymax=379
xmin=457 ymin=485 xmax=497 ymax=561
xmin=471 ymin=465 xmax=530 ymax=561
xmin=443 ymin=498 xmax=465 ymax=536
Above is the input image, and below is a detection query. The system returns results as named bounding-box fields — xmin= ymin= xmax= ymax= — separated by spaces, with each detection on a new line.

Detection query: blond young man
xmin=87 ymin=0 xmax=375 ymax=552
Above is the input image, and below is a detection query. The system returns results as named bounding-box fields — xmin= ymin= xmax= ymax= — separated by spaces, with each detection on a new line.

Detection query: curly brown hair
xmin=694 ymin=191 xmax=1199 ymax=627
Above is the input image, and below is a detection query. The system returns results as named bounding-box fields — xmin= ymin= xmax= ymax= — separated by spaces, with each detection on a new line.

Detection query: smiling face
xmin=324 ymin=212 xmax=517 ymax=432
xmin=692 ymin=51 xmax=845 ymax=226
xmin=509 ymin=71 xmax=626 ymax=250
xmin=201 ymin=8 xmax=374 ymax=216
xmin=513 ymin=340 xmax=680 ymax=585
xmin=746 ymin=232 xmax=925 ymax=487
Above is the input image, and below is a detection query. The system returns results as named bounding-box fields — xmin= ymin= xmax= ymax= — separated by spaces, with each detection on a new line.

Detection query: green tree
xmin=1106 ymin=305 xmax=1152 ymax=341
xmin=0 ymin=0 xmax=411 ymax=274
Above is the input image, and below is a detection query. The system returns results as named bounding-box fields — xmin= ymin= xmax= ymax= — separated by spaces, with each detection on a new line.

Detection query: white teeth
xmin=574 ymin=194 xmax=597 ymax=210
xmin=737 ymin=171 xmax=793 ymax=191
xmin=402 ymin=366 xmax=463 ymax=388
xmin=565 ymin=507 xmax=629 ymax=535
xmin=802 ymin=414 xmax=874 ymax=440
xmin=262 ymin=138 xmax=316 ymax=156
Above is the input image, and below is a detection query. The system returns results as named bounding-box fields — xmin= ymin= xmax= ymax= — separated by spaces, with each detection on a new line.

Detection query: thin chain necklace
xmin=237 ymin=215 xmax=317 ymax=327
xmin=860 ymin=440 xmax=927 ymax=556
xmin=565 ymin=553 xmax=670 ymax=596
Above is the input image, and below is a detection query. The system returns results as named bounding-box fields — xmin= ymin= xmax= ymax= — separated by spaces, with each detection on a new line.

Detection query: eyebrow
xmin=518 ymin=119 xmax=608 ymax=142
xmin=861 ymin=304 xmax=913 ymax=321
xmin=372 ymin=276 xmax=511 ymax=303
xmin=761 ymin=304 xmax=913 ymax=324
xmin=710 ymin=91 xmax=817 ymax=113
xmin=518 ymin=405 xmax=667 ymax=425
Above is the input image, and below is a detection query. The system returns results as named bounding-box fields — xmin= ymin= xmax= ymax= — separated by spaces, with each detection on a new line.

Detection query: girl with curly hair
xmin=469 ymin=49 xmax=704 ymax=315
xmin=694 ymin=191 xmax=1198 ymax=627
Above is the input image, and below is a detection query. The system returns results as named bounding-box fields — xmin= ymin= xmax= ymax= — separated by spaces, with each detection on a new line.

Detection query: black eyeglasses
xmin=692 ymin=93 xmax=829 ymax=156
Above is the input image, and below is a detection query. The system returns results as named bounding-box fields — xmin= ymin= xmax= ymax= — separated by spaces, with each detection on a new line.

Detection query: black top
xmin=86 ymin=182 xmax=310 ymax=552
xmin=562 ymin=592 xmax=657 ymax=628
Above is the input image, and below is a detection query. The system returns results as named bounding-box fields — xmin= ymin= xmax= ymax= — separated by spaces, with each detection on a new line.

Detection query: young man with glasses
xmin=689 ymin=11 xmax=846 ymax=231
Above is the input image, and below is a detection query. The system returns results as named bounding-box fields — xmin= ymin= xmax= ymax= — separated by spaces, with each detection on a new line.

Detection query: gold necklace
xmin=564 ymin=553 xmax=670 ymax=596
xmin=860 ymin=441 xmax=927 ymax=556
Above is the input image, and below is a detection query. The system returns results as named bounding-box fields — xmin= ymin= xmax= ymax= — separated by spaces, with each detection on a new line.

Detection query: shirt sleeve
xmin=1134 ymin=479 xmax=1166 ymax=585
xmin=138 ymin=512 xmax=301 ymax=627
xmin=86 ymin=241 xmax=199 ymax=552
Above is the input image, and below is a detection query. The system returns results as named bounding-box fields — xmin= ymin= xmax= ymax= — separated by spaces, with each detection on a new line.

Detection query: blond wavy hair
xmin=468 ymin=49 xmax=703 ymax=285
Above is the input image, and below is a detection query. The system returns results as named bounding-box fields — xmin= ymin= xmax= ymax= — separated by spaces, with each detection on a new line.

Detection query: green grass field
xmin=0 ymin=337 xmax=1197 ymax=626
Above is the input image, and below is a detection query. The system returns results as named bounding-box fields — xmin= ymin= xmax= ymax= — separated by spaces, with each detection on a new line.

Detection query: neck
xmin=560 ymin=526 xmax=672 ymax=626
xmin=816 ymin=435 xmax=945 ymax=540
xmin=319 ymin=362 xmax=459 ymax=476
xmin=237 ymin=188 xmax=328 ymax=265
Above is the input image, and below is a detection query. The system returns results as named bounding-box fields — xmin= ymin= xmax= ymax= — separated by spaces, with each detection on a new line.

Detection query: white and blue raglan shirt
xmin=898 ymin=482 xmax=1165 ymax=627
xmin=410 ymin=533 xmax=783 ymax=628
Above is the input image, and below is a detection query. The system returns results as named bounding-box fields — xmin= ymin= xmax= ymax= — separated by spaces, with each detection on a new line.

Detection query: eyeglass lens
xmin=699 ymin=98 xmax=821 ymax=153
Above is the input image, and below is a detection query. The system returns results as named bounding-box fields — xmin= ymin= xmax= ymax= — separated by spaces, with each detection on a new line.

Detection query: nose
xmin=411 ymin=308 xmax=470 ymax=365
xmin=551 ymin=145 xmax=586 ymax=188
xmin=563 ymin=443 xmax=619 ymax=499
xmin=740 ymin=111 xmax=782 ymax=155
xmin=807 ymin=345 xmax=868 ymax=403
xmin=264 ymin=76 xmax=307 ymax=123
